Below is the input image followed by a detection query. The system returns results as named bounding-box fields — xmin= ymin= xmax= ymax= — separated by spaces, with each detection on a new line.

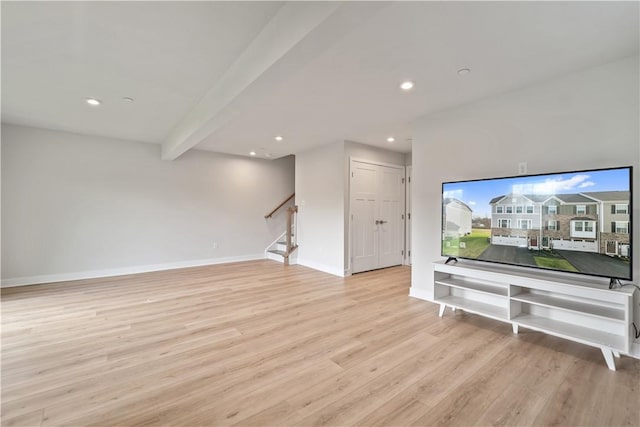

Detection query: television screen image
xmin=442 ymin=166 xmax=632 ymax=280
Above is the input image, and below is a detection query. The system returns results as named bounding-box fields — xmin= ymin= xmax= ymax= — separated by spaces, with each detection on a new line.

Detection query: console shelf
xmin=511 ymin=314 xmax=627 ymax=350
xmin=511 ymin=291 xmax=626 ymax=322
xmin=435 ymin=277 xmax=508 ymax=297
xmin=433 ymin=260 xmax=635 ymax=370
xmin=435 ymin=295 xmax=508 ymax=321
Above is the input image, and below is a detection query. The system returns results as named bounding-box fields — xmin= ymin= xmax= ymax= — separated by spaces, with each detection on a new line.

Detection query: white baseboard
xmin=296 ymin=258 xmax=345 ymax=277
xmin=409 ymin=286 xmax=433 ymax=302
xmin=1 ymin=253 xmax=265 ymax=287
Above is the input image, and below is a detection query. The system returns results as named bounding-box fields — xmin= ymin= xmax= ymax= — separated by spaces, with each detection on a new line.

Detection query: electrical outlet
xmin=518 ymin=162 xmax=527 ymax=175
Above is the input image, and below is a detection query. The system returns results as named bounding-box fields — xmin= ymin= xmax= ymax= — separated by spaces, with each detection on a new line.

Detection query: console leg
xmin=438 ymin=304 xmax=446 ymax=318
xmin=601 ymin=347 xmax=616 ymax=371
xmin=613 ymin=351 xmax=620 ymax=358
xmin=512 ymin=323 xmax=519 ymax=334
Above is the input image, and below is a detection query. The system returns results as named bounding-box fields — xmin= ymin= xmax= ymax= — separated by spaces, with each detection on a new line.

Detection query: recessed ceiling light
xmin=122 ymin=97 xmax=135 ymax=102
xmin=457 ymin=68 xmax=471 ymax=76
xmin=274 ymin=135 xmax=284 ymax=142
xmin=387 ymin=137 xmax=395 ymax=143
xmin=400 ymin=81 xmax=415 ymax=91
xmin=249 ymin=151 xmax=257 ymax=156
xmin=85 ymin=98 xmax=101 ymax=106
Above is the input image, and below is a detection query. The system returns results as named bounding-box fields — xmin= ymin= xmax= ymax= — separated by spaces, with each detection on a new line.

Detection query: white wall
xmin=345 ymin=140 xmax=407 ymax=167
xmin=404 ymin=152 xmax=412 ymax=166
xmin=295 ymin=141 xmax=345 ymax=276
xmin=1 ymin=124 xmax=295 ymax=285
xmin=410 ymin=56 xmax=640 ymax=343
xmin=295 ymin=140 xmax=408 ymax=276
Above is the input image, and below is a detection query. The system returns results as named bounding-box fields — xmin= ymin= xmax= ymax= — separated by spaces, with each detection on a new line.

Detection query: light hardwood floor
xmin=2 ymin=260 xmax=639 ymax=427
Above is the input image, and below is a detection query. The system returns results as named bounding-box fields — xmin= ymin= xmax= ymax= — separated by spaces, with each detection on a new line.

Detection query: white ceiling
xmin=2 ymin=1 xmax=638 ymax=159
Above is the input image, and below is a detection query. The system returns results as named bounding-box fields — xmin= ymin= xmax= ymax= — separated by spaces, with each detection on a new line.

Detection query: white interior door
xmin=351 ymin=162 xmax=379 ymax=273
xmin=378 ymin=166 xmax=404 ymax=268
xmin=351 ymin=160 xmax=405 ymax=274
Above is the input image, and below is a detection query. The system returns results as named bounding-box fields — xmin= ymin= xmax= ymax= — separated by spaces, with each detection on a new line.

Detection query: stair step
xmin=268 ymin=249 xmax=287 ymax=257
xmin=277 ymin=241 xmax=287 ymax=245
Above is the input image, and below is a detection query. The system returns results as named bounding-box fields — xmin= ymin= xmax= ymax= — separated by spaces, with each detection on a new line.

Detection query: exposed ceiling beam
xmin=161 ymin=2 xmax=339 ymax=160
xmin=161 ymin=1 xmax=388 ymax=160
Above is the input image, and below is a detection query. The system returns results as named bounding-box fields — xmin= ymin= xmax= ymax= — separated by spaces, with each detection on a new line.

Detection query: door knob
xmin=375 ymin=220 xmax=380 ymax=225
xmin=379 ymin=220 xmax=388 ymax=224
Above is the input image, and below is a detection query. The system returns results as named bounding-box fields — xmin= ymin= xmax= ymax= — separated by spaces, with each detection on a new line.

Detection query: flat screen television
xmin=441 ymin=166 xmax=633 ymax=281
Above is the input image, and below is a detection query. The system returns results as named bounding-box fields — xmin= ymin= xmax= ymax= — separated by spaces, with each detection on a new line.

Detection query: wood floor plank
xmin=2 ymin=260 xmax=639 ymax=427
xmin=1 ymin=408 xmax=43 ymax=427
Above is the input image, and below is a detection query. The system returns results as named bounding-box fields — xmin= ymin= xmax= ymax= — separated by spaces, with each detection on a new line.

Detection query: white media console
xmin=433 ymin=260 xmax=635 ymax=370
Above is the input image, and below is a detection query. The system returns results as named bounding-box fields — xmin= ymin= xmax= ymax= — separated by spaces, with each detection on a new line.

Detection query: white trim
xmin=614 ymin=220 xmax=630 ymax=234
xmin=517 ymin=218 xmax=532 ymax=230
xmin=296 ymin=258 xmax=345 ymax=277
xmin=543 ymin=196 xmax=563 ymax=205
xmin=1 ymin=253 xmax=265 ymax=288
xmin=570 ymin=219 xmax=597 ymax=239
xmin=350 ymin=156 xmax=406 ymax=170
xmin=409 ymin=286 xmax=433 ymax=302
xmin=405 ymin=165 xmax=412 ymax=266
xmin=497 ymin=218 xmax=511 ymax=228
xmin=614 ymin=203 xmax=629 ymax=214
xmin=515 ymin=195 xmax=536 ymax=204
xmin=492 ymin=196 xmax=507 ymax=205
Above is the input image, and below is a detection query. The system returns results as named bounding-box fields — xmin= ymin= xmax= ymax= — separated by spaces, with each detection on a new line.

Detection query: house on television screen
xmin=442 ymin=198 xmax=473 ymax=238
xmin=489 ymin=191 xmax=630 ymax=257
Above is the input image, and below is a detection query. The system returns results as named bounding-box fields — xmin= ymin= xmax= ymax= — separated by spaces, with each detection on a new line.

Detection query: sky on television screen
xmin=443 ymin=168 xmax=630 ymax=218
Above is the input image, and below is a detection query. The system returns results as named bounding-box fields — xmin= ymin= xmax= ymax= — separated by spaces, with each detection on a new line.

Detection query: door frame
xmin=347 ymin=157 xmax=406 ymax=275
xmin=405 ymin=165 xmax=412 ymax=266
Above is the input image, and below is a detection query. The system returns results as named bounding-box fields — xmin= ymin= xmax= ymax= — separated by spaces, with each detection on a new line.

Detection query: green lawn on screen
xmin=442 ymin=228 xmax=491 ymax=258
xmin=533 ymin=255 xmax=578 ymax=272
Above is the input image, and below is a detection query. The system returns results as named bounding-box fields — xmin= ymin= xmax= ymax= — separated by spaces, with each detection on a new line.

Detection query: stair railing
xmin=264 ymin=193 xmax=295 ymax=219
xmin=265 ymin=193 xmax=298 ymax=265
xmin=284 ymin=206 xmax=298 ymax=265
